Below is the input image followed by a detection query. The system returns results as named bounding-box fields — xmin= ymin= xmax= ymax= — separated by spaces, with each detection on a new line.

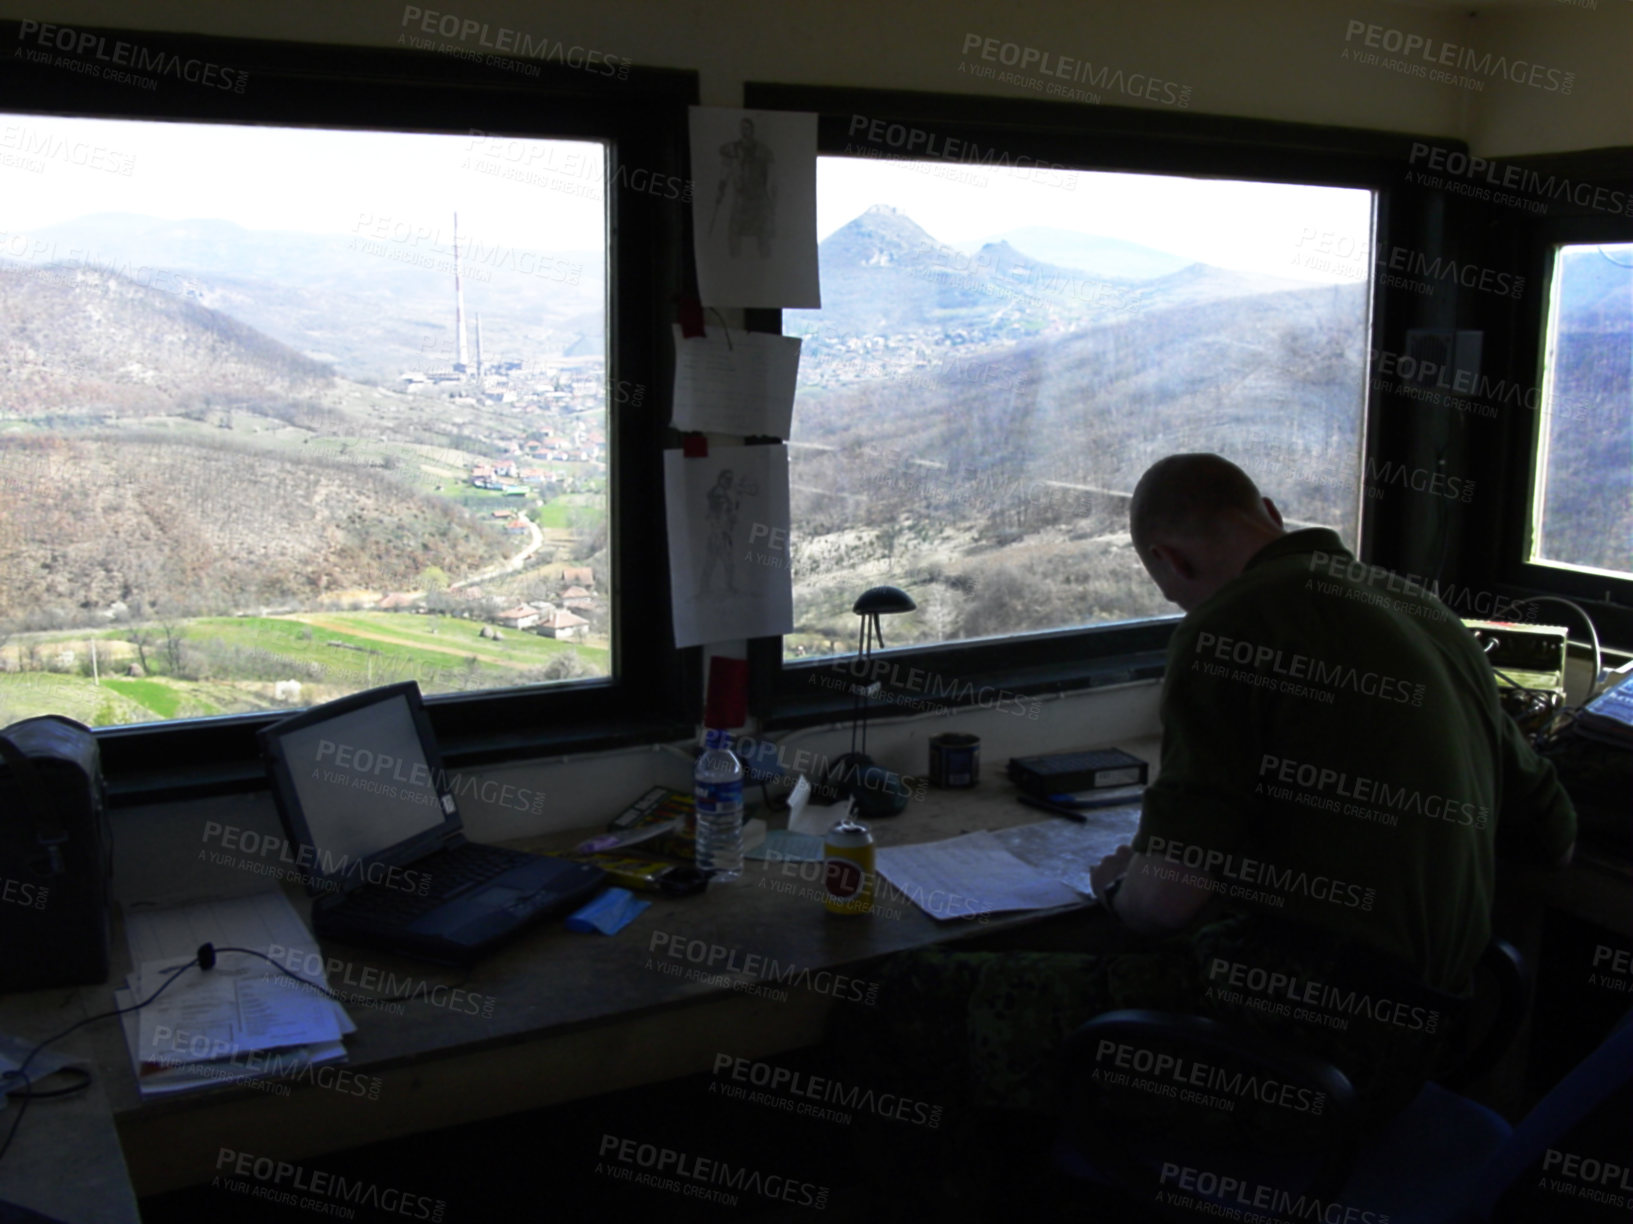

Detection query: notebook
xmin=258 ymin=682 xmax=604 ymax=965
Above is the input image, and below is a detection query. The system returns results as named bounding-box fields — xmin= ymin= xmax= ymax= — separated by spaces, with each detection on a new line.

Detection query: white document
xmin=664 ymin=444 xmax=794 ymax=647
xmin=134 ymin=951 xmax=343 ymax=1070
xmin=689 ymin=106 xmax=821 ymax=308
xmin=671 ymin=323 xmax=802 ymax=438
xmin=877 ymin=830 xmax=1087 ymax=921
xmin=115 ymin=982 xmax=346 ymax=1098
xmin=123 ymin=891 xmax=354 ymax=1066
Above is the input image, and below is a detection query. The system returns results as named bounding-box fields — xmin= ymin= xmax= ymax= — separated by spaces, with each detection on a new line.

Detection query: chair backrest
xmin=1061 ymin=1009 xmax=1362 ymax=1219
xmin=1470 ymin=1007 xmax=1633 ymax=1223
xmin=1438 ymin=938 xmax=1532 ymax=1093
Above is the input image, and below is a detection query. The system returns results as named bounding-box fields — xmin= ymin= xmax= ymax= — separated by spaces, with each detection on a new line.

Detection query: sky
xmin=0 ymin=112 xmax=1372 ymax=285
xmin=0 ymin=114 xmax=607 ymax=252
xmin=815 ymin=156 xmax=1375 ymax=285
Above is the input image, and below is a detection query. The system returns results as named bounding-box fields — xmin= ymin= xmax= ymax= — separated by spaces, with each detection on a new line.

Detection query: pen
xmin=574 ymin=818 xmax=679 ymax=855
xmin=1017 ymin=793 xmax=1086 ymax=823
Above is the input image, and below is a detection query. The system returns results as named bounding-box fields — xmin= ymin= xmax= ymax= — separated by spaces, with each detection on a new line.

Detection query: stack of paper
xmin=876 ymin=830 xmax=1087 ymax=921
xmin=115 ymin=892 xmax=355 ymax=1097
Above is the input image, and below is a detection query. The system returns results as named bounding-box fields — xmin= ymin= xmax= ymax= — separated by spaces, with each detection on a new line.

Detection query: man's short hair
xmin=1129 ymin=454 xmax=1265 ymax=553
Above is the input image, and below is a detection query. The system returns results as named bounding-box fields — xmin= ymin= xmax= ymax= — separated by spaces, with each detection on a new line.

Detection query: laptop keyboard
xmin=335 ymin=844 xmax=538 ymax=922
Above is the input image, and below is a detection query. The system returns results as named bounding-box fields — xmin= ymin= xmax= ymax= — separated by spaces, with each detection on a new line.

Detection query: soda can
xmin=823 ymin=816 xmax=876 ymax=916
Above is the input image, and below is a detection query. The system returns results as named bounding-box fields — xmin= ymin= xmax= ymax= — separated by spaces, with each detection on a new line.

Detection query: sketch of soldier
xmin=697 ymin=469 xmax=742 ymax=597
xmin=713 ymin=117 xmax=776 ymax=258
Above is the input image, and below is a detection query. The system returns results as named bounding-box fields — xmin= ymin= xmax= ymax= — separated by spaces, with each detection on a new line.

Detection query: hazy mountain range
xmin=0 ymin=206 xmax=1622 ymax=630
xmin=3 ymin=213 xmax=604 ymax=381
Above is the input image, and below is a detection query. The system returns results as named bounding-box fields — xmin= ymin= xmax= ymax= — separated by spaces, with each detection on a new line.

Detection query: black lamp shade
xmin=853 ymin=585 xmax=916 ymax=616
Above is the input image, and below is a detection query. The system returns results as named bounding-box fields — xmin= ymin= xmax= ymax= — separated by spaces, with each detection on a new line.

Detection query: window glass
xmin=0 ymin=117 xmax=609 ymax=728
xmin=782 ymin=157 xmax=1373 ymax=658
xmin=1532 ymin=242 xmax=1633 ymax=580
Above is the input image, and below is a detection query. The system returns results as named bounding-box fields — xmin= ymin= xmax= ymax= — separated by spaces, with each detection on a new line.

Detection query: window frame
xmin=1496 ymin=180 xmax=1633 ymax=645
xmin=0 ymin=26 xmax=702 ymax=802
xmin=740 ymin=83 xmax=1415 ymax=730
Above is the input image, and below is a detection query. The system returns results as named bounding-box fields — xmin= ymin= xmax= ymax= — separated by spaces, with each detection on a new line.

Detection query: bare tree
xmin=127 ymin=625 xmax=157 ymax=675
xmin=158 ymin=619 xmax=186 ymax=677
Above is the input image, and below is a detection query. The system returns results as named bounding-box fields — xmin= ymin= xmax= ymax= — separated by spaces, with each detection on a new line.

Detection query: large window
xmin=0 ymin=118 xmax=610 ymax=730
xmin=1531 ymin=242 xmax=1633 ymax=581
xmin=738 ymin=85 xmax=1415 ymax=725
xmin=0 ymin=30 xmax=695 ymax=795
xmin=781 ymin=158 xmax=1373 ymax=658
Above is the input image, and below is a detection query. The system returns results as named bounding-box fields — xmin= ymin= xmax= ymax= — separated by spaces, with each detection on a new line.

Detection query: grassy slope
xmin=0 ymin=612 xmax=609 ymax=727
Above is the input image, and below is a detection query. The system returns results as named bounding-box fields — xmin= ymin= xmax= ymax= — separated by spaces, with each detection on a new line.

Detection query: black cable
xmin=0 ymin=943 xmax=473 ymax=1169
xmin=208 ymin=944 xmax=447 ymax=1007
xmin=7 ymin=1066 xmax=91 ymax=1100
xmin=0 ymin=956 xmax=196 ymax=1166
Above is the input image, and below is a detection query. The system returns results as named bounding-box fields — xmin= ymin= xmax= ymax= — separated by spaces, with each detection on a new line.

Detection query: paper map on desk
xmin=876 ymin=830 xmax=1085 ymax=921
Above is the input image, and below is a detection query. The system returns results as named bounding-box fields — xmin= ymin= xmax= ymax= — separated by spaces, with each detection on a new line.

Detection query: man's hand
xmin=1090 ymin=843 xmax=1134 ymax=899
xmin=1100 ymin=850 xmax=1216 ymax=935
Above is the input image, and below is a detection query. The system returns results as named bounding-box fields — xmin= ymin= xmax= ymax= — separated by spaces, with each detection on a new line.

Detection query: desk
xmin=0 ymin=990 xmax=141 ymax=1224
xmin=79 ymin=777 xmax=1141 ymax=1198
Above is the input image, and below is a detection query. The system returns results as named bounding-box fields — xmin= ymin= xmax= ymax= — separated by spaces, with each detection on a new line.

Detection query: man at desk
xmin=838 ymin=453 xmax=1576 ymax=1179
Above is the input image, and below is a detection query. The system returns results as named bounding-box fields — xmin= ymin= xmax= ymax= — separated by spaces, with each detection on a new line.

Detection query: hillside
xmin=793 ymin=282 xmax=1365 ymax=525
xmin=784 ymin=225 xmax=1368 ymax=650
xmin=0 ymin=263 xmax=333 ymax=420
xmin=0 ymin=432 xmax=507 ymax=623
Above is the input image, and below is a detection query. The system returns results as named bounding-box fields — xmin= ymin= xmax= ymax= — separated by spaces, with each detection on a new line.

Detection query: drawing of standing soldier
xmin=697 ymin=469 xmax=742 ymax=597
xmin=713 ymin=117 xmax=776 ymax=258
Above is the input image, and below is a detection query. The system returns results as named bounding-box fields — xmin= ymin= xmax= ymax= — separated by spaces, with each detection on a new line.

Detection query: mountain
xmin=793 ymin=281 xmax=1366 ymax=497
xmin=0 ymin=262 xmax=332 ymax=420
xmin=0 ymin=431 xmax=506 ymax=619
xmin=6 ymin=214 xmax=604 ymax=381
xmin=789 ymin=204 xmax=1149 ymax=341
xmin=0 ymin=263 xmax=509 ymax=618
xmin=1127 ymin=261 xmax=1315 ymax=308
xmin=955 ymin=226 xmax=1192 ymax=281
xmin=1558 ymin=244 xmax=1633 ymax=332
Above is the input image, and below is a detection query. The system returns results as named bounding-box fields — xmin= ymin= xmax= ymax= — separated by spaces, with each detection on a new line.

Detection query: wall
xmin=3 ymin=0 xmax=1626 ymax=154
xmin=1461 ymin=2 xmax=1633 ymax=156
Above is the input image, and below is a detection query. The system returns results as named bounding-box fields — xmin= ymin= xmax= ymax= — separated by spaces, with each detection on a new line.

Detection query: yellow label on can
xmin=824 ymin=841 xmax=876 ymax=915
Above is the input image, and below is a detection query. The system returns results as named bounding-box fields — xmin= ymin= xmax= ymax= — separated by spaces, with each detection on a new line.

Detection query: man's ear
xmin=1150 ymin=542 xmax=1197 ymax=581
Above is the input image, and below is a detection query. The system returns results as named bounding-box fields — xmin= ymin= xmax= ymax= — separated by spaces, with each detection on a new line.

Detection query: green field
xmin=0 ymin=611 xmax=609 ymax=728
xmin=533 ymin=494 xmax=606 ymax=531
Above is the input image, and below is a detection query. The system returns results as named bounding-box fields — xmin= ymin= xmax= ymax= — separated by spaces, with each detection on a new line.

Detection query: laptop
xmin=258 ymin=681 xmax=605 ymax=965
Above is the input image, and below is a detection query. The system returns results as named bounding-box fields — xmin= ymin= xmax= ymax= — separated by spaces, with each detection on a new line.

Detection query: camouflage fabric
xmin=833 ymin=911 xmax=1467 ymax=1128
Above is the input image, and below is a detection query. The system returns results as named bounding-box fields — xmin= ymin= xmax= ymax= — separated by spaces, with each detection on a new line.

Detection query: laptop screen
xmin=266 ymin=686 xmax=454 ymax=890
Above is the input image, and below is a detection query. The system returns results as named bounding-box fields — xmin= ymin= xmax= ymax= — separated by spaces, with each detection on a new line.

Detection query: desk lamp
xmin=825 ymin=585 xmax=915 ymax=819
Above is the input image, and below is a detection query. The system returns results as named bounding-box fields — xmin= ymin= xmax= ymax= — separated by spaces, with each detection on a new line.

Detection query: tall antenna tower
xmin=453 ymin=211 xmax=469 ymax=371
xmin=475 ymin=312 xmax=484 ymax=380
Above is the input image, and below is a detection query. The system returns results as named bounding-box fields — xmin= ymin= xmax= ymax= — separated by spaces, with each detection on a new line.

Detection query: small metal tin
xmin=928 ymin=732 xmax=980 ymax=788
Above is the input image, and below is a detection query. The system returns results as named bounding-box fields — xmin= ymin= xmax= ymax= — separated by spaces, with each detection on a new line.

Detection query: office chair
xmin=1051 ymin=939 xmax=1534 ymax=1223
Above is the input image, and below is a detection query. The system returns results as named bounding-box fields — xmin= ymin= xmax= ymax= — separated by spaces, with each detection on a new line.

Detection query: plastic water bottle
xmin=694 ymin=728 xmax=744 ymax=881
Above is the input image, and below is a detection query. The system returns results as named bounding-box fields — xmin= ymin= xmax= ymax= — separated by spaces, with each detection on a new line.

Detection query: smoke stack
xmin=475 ymin=313 xmax=484 ymax=380
xmin=454 ymin=212 xmax=469 ymax=371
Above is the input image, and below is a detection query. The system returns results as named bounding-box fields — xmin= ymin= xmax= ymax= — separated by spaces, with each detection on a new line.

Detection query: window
xmin=1530 ymin=242 xmax=1633 ymax=581
xmin=0 ymin=118 xmax=610 ymax=729
xmin=743 ymin=85 xmax=1404 ymax=725
xmin=0 ymin=29 xmax=696 ymax=796
xmin=781 ymin=158 xmax=1373 ymax=658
